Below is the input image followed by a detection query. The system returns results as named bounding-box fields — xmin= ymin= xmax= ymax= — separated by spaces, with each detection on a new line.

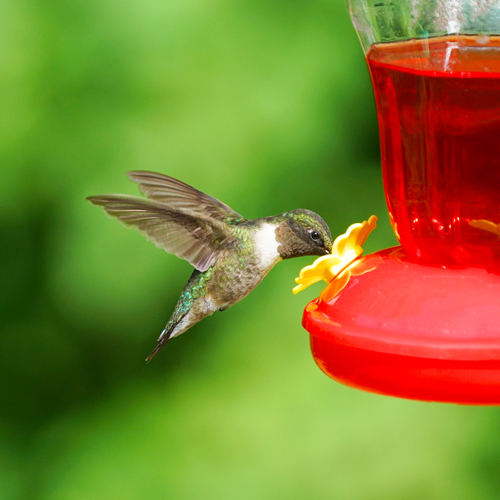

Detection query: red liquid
xmin=368 ymin=36 xmax=500 ymax=270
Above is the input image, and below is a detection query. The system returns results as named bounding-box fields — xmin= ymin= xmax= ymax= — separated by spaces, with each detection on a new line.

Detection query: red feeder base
xmin=303 ymin=247 xmax=500 ymax=404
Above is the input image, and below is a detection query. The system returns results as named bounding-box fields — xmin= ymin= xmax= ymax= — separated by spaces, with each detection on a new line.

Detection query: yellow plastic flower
xmin=293 ymin=215 xmax=378 ymax=294
xmin=469 ymin=219 xmax=500 ymax=236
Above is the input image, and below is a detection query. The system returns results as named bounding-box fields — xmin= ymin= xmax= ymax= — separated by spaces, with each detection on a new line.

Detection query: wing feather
xmin=126 ymin=171 xmax=246 ymax=225
xmin=87 ymin=195 xmax=236 ymax=272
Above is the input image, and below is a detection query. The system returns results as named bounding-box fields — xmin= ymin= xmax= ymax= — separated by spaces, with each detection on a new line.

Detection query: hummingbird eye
xmin=310 ymin=230 xmax=320 ymax=241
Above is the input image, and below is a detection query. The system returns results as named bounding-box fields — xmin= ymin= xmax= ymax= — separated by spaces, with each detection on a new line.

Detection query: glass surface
xmin=347 ymin=0 xmax=500 ymax=53
xmin=347 ymin=0 xmax=500 ymax=269
xmin=370 ymin=35 xmax=500 ymax=268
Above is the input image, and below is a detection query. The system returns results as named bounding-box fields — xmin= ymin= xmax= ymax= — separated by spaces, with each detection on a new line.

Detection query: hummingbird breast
xmin=207 ymin=223 xmax=281 ymax=310
xmin=206 ymin=253 xmax=268 ymax=310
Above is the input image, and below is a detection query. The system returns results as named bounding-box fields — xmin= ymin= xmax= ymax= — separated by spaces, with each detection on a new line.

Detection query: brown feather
xmin=127 ymin=171 xmax=246 ymax=225
xmin=86 ymin=195 xmax=236 ymax=272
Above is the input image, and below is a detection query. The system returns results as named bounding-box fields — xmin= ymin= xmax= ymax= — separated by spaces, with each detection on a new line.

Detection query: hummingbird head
xmin=274 ymin=209 xmax=333 ymax=260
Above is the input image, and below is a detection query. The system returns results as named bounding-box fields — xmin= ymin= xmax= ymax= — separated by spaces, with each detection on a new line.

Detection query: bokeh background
xmin=3 ymin=0 xmax=500 ymax=498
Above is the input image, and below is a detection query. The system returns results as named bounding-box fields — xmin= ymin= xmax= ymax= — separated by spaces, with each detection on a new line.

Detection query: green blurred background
xmin=2 ymin=0 xmax=500 ymax=498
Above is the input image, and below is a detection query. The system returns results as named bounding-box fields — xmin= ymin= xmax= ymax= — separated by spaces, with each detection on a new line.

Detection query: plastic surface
xmin=303 ymin=247 xmax=500 ymax=404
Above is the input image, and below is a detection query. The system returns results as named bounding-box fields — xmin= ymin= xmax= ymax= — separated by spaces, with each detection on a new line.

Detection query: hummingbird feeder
xmin=297 ymin=0 xmax=500 ymax=404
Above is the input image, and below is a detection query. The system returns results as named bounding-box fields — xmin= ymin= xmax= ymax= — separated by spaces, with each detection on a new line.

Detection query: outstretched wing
xmin=87 ymin=195 xmax=237 ymax=272
xmin=127 ymin=171 xmax=246 ymax=225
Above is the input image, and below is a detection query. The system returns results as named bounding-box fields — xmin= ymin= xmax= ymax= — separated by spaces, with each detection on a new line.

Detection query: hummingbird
xmin=87 ymin=171 xmax=333 ymax=361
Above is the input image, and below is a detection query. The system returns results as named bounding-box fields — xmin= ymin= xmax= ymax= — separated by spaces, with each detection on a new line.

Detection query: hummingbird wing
xmin=127 ymin=171 xmax=247 ymax=225
xmin=87 ymin=195 xmax=237 ymax=272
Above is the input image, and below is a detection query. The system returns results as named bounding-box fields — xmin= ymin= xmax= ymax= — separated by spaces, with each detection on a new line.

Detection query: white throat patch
xmin=253 ymin=223 xmax=282 ymax=270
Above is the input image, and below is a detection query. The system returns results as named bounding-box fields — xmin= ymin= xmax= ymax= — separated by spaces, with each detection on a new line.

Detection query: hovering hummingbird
xmin=87 ymin=171 xmax=333 ymax=361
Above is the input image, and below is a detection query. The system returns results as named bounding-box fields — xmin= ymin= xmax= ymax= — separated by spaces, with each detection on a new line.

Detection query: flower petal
xmin=319 ymin=269 xmax=351 ymax=302
xmin=333 ymin=215 xmax=378 ymax=257
xmin=293 ymin=215 xmax=378 ymax=294
xmin=469 ymin=219 xmax=500 ymax=236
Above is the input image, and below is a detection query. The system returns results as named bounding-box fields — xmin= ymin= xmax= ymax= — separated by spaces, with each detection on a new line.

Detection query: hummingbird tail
xmin=145 ymin=332 xmax=171 ymax=363
xmin=146 ymin=308 xmax=200 ymax=362
xmin=145 ymin=312 xmax=188 ymax=363
xmin=145 ymin=324 xmax=176 ymax=363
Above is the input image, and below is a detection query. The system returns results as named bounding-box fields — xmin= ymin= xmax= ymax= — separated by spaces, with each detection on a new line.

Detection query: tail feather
xmin=145 ymin=334 xmax=171 ymax=363
xmin=145 ymin=312 xmax=188 ymax=363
